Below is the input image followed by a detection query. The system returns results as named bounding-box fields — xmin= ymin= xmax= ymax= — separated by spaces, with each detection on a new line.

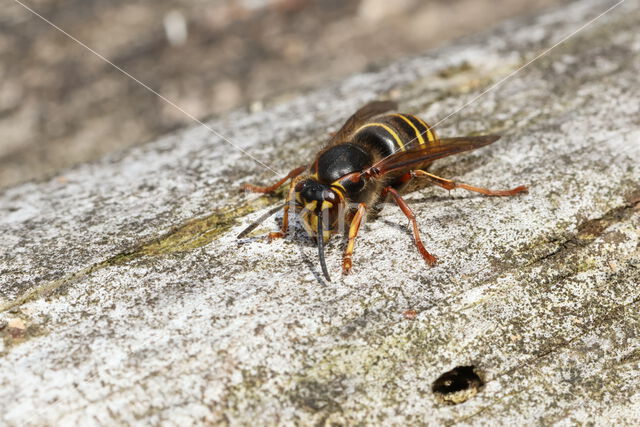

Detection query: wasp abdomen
xmin=353 ymin=114 xmax=437 ymax=157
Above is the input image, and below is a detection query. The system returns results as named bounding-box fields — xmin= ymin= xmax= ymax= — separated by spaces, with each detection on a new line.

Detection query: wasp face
xmin=294 ymin=178 xmax=342 ymax=242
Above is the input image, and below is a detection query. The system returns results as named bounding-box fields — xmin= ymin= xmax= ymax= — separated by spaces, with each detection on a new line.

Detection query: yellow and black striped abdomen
xmin=352 ymin=113 xmax=437 ymax=157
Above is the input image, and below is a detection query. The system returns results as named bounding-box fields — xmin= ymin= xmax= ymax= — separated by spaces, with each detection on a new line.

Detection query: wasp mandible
xmin=238 ymin=101 xmax=527 ymax=281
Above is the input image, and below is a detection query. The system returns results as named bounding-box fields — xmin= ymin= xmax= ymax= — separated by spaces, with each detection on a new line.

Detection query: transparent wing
xmin=370 ymin=135 xmax=501 ymax=176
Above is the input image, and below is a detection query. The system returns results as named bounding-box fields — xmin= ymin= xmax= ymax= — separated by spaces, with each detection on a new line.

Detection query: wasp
xmin=238 ymin=101 xmax=527 ymax=281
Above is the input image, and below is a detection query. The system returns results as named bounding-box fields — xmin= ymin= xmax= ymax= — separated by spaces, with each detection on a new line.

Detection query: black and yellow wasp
xmin=239 ymin=101 xmax=527 ymax=281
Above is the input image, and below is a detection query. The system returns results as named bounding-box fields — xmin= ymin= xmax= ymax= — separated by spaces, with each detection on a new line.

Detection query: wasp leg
xmin=243 ymin=166 xmax=306 ymax=193
xmin=382 ymin=186 xmax=438 ymax=266
xmin=342 ymin=203 xmax=367 ymax=274
xmin=411 ymin=170 xmax=527 ymax=196
xmin=268 ymin=182 xmax=297 ymax=240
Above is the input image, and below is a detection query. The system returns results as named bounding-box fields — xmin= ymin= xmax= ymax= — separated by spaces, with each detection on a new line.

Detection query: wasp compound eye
xmin=323 ymin=189 xmax=338 ymax=204
xmin=295 ymin=179 xmax=309 ymax=192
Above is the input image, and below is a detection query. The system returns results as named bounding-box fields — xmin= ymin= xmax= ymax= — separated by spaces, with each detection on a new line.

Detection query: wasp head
xmin=294 ymin=178 xmax=345 ymax=282
xmin=294 ymin=178 xmax=343 ymax=241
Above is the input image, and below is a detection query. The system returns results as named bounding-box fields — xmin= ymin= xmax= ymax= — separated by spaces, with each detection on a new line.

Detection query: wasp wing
xmin=370 ymin=135 xmax=501 ymax=176
xmin=329 ymin=100 xmax=398 ymax=145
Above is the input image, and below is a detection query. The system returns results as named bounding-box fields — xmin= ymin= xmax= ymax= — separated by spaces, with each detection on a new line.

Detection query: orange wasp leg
xmin=342 ymin=203 xmax=367 ymax=274
xmin=411 ymin=170 xmax=527 ymax=196
xmin=267 ymin=182 xmax=298 ymax=240
xmin=243 ymin=166 xmax=306 ymax=193
xmin=382 ymin=186 xmax=438 ymax=266
xmin=243 ymin=166 xmax=306 ymax=240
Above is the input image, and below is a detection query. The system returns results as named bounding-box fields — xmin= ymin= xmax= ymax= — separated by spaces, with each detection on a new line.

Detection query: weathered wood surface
xmin=1 ymin=0 xmax=639 ymax=424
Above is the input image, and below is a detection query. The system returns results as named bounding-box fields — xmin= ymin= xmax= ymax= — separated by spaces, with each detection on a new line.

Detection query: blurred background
xmin=0 ymin=0 xmax=562 ymax=189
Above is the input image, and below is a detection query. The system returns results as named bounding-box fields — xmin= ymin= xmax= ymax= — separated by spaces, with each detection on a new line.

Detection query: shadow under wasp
xmin=238 ymin=101 xmax=527 ymax=281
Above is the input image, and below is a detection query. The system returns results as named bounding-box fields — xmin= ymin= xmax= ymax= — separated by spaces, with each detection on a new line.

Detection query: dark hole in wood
xmin=432 ymin=365 xmax=484 ymax=405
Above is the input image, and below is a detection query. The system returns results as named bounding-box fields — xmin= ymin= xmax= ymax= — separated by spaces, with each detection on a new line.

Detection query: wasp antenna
xmin=237 ymin=203 xmax=286 ymax=239
xmin=317 ymin=218 xmax=331 ymax=282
